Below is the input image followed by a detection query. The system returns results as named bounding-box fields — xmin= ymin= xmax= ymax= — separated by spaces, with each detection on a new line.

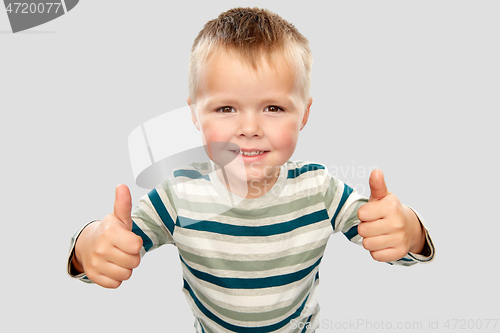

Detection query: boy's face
xmin=187 ymin=51 xmax=312 ymax=197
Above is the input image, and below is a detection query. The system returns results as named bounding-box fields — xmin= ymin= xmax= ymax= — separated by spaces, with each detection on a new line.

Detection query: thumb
xmin=368 ymin=169 xmax=389 ymax=202
xmin=113 ymin=184 xmax=133 ymax=230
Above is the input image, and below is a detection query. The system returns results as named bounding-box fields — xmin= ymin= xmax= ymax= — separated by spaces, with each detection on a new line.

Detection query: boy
xmin=68 ymin=7 xmax=435 ymax=332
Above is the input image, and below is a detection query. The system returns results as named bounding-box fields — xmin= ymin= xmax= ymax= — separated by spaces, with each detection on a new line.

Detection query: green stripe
xmin=323 ymin=177 xmax=339 ymax=218
xmin=189 ymin=277 xmax=311 ymax=322
xmin=225 ymin=193 xmax=323 ymax=219
xmin=178 ymin=244 xmax=326 ymax=272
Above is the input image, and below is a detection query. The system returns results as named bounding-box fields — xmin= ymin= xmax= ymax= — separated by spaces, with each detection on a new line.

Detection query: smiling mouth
xmin=230 ymin=150 xmax=268 ymax=157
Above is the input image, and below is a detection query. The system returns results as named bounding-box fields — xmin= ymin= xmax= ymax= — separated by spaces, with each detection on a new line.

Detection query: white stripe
xmin=279 ymin=175 xmax=327 ymax=199
xmin=174 ymin=225 xmax=332 ymax=255
xmin=171 ymin=181 xmax=225 ymax=201
xmin=155 ymin=186 xmax=179 ymax=222
xmin=327 ymin=179 xmax=344 ymax=229
xmin=337 ymin=192 xmax=365 ymax=233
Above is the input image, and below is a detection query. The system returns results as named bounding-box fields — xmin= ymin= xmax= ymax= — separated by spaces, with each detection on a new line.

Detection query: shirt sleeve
xmin=66 ymin=179 xmax=178 ymax=283
xmin=130 ymin=180 xmax=177 ymax=255
xmin=323 ymin=174 xmax=435 ymax=266
xmin=66 ymin=220 xmax=97 ymax=283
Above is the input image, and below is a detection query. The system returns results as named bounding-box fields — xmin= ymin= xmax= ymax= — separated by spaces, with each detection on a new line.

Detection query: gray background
xmin=1 ymin=1 xmax=498 ymax=332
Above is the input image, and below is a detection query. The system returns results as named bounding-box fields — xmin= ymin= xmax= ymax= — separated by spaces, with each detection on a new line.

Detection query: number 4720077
xmin=5 ymin=3 xmax=62 ymax=14
xmin=444 ymin=319 xmax=498 ymax=330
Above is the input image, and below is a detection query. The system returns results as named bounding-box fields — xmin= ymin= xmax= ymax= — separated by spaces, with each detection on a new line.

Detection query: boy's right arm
xmin=70 ymin=184 xmax=143 ymax=289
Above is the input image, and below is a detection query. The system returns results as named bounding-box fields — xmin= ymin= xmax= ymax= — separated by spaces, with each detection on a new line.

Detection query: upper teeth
xmin=236 ymin=150 xmax=265 ymax=156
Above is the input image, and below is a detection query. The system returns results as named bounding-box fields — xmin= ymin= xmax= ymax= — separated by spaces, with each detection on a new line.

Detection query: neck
xmin=216 ymin=167 xmax=280 ymax=199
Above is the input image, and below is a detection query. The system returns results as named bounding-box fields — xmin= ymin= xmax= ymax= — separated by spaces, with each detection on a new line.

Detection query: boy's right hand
xmin=72 ymin=184 xmax=143 ymax=289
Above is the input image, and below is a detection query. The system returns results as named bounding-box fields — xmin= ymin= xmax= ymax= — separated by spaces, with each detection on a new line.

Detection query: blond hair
xmin=188 ymin=7 xmax=313 ymax=102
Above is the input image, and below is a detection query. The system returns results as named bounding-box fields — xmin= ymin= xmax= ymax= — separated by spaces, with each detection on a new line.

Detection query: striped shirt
xmin=68 ymin=160 xmax=434 ymax=332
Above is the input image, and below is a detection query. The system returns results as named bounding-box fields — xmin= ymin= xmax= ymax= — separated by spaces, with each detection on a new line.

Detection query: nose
xmin=236 ymin=112 xmax=262 ymax=138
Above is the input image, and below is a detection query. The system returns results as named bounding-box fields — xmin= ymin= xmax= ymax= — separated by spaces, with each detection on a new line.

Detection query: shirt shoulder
xmin=285 ymin=160 xmax=329 ymax=175
xmin=285 ymin=160 xmax=333 ymax=193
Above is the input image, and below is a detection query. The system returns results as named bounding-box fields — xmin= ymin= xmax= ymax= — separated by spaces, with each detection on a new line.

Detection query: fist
xmin=74 ymin=184 xmax=143 ymax=288
xmin=357 ymin=170 xmax=420 ymax=262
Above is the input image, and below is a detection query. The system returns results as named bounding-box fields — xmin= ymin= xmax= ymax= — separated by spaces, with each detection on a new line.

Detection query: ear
xmin=300 ymin=97 xmax=313 ymax=131
xmin=187 ymin=97 xmax=200 ymax=131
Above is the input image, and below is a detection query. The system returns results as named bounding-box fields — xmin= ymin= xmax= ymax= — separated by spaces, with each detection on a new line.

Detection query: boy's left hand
xmin=357 ymin=169 xmax=426 ymax=262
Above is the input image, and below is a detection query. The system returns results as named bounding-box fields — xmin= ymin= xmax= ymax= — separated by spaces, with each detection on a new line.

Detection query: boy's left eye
xmin=217 ymin=106 xmax=236 ymax=113
xmin=265 ymin=106 xmax=284 ymax=113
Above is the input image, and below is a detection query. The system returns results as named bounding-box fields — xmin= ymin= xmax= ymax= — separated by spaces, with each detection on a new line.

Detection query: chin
xmin=220 ymin=164 xmax=268 ymax=183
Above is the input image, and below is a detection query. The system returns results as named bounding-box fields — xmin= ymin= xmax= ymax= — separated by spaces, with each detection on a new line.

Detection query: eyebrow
xmin=205 ymin=95 xmax=297 ymax=107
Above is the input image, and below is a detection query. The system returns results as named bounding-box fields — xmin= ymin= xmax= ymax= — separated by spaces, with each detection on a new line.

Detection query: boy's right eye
xmin=217 ymin=106 xmax=235 ymax=113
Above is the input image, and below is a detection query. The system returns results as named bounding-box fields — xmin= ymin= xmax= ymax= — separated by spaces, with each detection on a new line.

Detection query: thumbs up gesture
xmin=72 ymin=185 xmax=143 ymax=288
xmin=357 ymin=170 xmax=426 ymax=262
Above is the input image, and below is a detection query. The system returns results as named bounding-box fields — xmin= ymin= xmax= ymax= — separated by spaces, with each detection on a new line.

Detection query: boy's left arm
xmin=356 ymin=169 xmax=434 ymax=264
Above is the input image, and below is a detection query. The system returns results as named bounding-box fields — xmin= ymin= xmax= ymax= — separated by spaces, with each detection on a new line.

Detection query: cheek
xmin=204 ymin=130 xmax=220 ymax=142
xmin=200 ymin=120 xmax=227 ymax=142
xmin=269 ymin=122 xmax=300 ymax=149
